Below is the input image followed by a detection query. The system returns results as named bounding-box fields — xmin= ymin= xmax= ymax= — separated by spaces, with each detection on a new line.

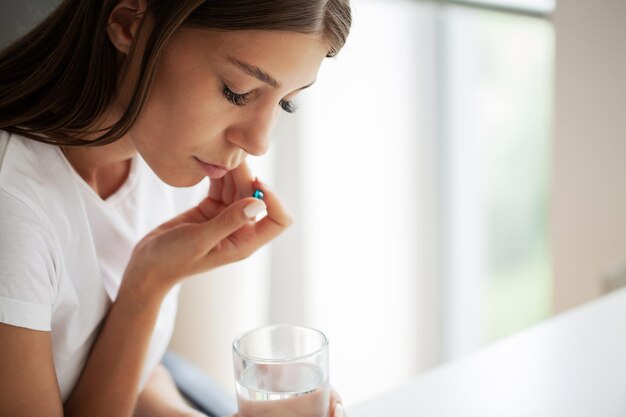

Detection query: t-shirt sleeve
xmin=0 ymin=189 xmax=58 ymax=331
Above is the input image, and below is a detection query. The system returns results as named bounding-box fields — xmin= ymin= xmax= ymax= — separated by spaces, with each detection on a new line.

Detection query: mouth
xmin=193 ymin=156 xmax=230 ymax=179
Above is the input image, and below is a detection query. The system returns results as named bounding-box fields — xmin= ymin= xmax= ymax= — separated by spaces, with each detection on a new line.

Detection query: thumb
xmin=196 ymin=197 xmax=266 ymax=251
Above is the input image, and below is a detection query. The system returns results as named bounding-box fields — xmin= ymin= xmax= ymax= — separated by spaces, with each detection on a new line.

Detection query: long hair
xmin=0 ymin=0 xmax=352 ymax=147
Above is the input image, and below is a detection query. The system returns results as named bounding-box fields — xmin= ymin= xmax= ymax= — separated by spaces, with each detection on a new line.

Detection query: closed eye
xmin=222 ymin=84 xmax=251 ymax=106
xmin=279 ymin=99 xmax=297 ymax=114
xmin=222 ymin=84 xmax=298 ymax=114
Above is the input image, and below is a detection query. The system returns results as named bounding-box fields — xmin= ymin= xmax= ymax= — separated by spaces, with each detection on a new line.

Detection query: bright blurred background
xmin=173 ymin=0 xmax=558 ymax=405
xmin=174 ymin=0 xmax=558 ymax=405
xmin=2 ymin=0 xmax=625 ymax=408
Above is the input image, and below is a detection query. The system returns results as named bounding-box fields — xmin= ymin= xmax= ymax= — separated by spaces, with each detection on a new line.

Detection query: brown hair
xmin=0 ymin=0 xmax=351 ymax=147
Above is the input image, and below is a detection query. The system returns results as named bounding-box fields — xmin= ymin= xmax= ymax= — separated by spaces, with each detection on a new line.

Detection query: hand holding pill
xmin=124 ymin=160 xmax=292 ymax=292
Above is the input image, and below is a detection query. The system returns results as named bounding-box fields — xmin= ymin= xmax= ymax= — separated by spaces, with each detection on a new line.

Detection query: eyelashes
xmin=221 ymin=84 xmax=250 ymax=106
xmin=221 ymin=84 xmax=298 ymax=114
xmin=279 ymin=99 xmax=297 ymax=114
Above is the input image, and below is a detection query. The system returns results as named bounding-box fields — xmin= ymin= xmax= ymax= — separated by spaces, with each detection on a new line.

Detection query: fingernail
xmin=334 ymin=403 xmax=345 ymax=417
xmin=244 ymin=200 xmax=266 ymax=219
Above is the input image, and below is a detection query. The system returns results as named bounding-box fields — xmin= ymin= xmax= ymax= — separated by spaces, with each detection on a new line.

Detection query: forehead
xmin=175 ymin=28 xmax=329 ymax=89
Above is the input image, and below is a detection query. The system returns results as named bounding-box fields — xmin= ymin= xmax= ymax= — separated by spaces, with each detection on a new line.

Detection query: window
xmin=455 ymin=0 xmax=555 ymax=14
xmin=270 ymin=0 xmax=555 ymax=405
xmin=439 ymin=2 xmax=554 ymax=359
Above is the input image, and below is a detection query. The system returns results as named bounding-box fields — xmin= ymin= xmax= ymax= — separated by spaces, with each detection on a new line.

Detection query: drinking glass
xmin=232 ymin=324 xmax=330 ymax=417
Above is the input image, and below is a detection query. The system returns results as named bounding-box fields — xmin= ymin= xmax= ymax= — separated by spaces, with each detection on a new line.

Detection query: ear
xmin=106 ymin=0 xmax=149 ymax=55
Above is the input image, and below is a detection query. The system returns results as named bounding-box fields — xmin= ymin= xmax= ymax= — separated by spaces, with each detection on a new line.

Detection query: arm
xmin=0 ymin=163 xmax=289 ymax=417
xmin=66 ymin=165 xmax=288 ymax=416
xmin=1 ymin=275 xmax=204 ymax=417
xmin=62 ymin=277 xmax=171 ymax=417
xmin=0 ymin=320 xmax=203 ymax=417
xmin=0 ymin=323 xmax=63 ymax=417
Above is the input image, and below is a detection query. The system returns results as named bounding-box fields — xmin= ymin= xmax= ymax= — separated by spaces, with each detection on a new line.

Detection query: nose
xmin=226 ymin=105 xmax=277 ymax=156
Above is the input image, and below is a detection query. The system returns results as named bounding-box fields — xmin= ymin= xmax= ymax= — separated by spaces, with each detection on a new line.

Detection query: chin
xmin=154 ymin=168 xmax=207 ymax=188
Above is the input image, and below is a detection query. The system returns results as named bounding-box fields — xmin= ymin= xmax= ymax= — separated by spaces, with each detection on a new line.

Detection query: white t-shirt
xmin=0 ymin=130 xmax=207 ymax=401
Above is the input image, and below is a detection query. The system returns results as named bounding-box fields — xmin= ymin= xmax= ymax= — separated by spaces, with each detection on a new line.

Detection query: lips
xmin=194 ymin=156 xmax=229 ymax=178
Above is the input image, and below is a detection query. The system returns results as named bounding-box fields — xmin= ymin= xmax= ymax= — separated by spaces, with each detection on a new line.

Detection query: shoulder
xmin=0 ymin=131 xmax=70 ymax=214
xmin=0 ymin=185 xmax=59 ymax=279
xmin=0 ymin=132 xmax=57 ymax=244
xmin=0 ymin=132 xmax=72 ymax=312
xmin=0 ymin=134 xmax=81 ymax=332
xmin=0 ymin=131 xmax=88 ymax=234
xmin=0 ymin=187 xmax=60 ymax=331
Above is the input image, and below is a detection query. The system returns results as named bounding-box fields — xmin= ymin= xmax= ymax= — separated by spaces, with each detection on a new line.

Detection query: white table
xmin=348 ymin=287 xmax=626 ymax=417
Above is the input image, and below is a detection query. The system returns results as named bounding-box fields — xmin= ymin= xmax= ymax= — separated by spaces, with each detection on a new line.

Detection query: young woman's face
xmin=126 ymin=28 xmax=328 ymax=187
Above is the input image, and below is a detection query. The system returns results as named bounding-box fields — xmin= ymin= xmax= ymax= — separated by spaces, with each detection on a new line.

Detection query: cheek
xmin=146 ymin=66 xmax=210 ymax=128
xmin=139 ymin=34 xmax=229 ymax=129
xmin=133 ymin=66 xmax=228 ymax=151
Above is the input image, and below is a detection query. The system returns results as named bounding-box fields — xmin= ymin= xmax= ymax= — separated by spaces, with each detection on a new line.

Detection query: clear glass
xmin=233 ymin=325 xmax=330 ymax=417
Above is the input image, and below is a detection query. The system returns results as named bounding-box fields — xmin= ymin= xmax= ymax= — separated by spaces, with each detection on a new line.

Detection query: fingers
xmin=193 ymin=197 xmax=267 ymax=253
xmin=207 ymin=178 xmax=290 ymax=263
xmin=331 ymin=388 xmax=342 ymax=405
xmin=186 ymin=173 xmax=292 ymax=273
xmin=209 ymin=160 xmax=254 ymax=205
xmin=194 ymin=178 xmax=291 ymax=270
xmin=331 ymin=388 xmax=345 ymax=417
xmin=222 ymin=169 xmax=236 ymax=204
xmin=208 ymin=177 xmax=224 ymax=201
xmin=252 ymin=177 xmax=293 ymax=238
xmin=231 ymin=160 xmax=255 ymax=200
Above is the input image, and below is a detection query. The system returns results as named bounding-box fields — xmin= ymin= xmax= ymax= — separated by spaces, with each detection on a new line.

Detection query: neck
xmin=61 ymin=137 xmax=137 ymax=200
xmin=61 ymin=103 xmax=137 ymax=199
xmin=59 ymin=107 xmax=139 ymax=199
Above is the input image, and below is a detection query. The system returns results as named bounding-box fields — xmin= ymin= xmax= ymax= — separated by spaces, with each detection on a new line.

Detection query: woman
xmin=0 ymin=0 xmax=351 ymax=416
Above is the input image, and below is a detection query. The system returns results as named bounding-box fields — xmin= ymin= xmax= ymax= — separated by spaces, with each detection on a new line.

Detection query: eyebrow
xmin=226 ymin=55 xmax=316 ymax=92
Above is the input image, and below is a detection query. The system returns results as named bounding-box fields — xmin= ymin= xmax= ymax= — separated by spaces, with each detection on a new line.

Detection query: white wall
xmin=551 ymin=0 xmax=626 ymax=313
